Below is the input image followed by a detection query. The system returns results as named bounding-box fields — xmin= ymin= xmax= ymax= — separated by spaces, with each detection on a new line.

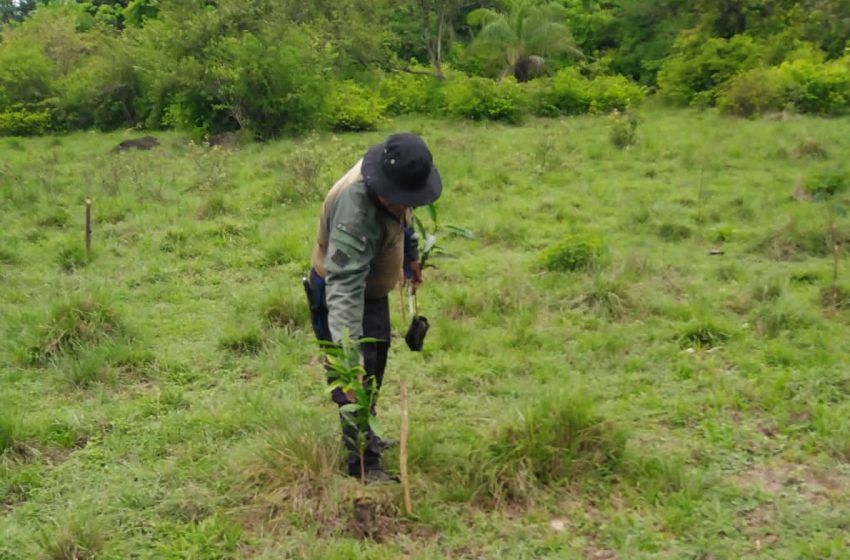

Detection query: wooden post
xmin=85 ymin=199 xmax=92 ymax=260
xmin=399 ymin=379 xmax=412 ymax=515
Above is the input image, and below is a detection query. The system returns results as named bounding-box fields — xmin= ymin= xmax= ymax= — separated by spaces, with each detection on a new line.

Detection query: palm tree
xmin=468 ymin=0 xmax=583 ymax=82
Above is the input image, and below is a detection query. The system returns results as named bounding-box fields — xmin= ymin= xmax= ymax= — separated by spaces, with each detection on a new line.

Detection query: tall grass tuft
xmin=231 ymin=417 xmax=342 ymax=528
xmin=756 ymin=220 xmax=831 ymax=260
xmin=24 ymin=296 xmax=128 ymax=365
xmin=472 ymin=392 xmax=627 ymax=505
xmin=37 ymin=510 xmax=104 ymax=560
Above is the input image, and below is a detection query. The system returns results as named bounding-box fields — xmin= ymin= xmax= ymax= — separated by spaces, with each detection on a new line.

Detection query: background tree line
xmin=1 ymin=0 xmax=849 ymax=137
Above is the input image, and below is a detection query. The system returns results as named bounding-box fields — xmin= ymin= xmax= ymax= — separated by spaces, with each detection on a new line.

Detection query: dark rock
xmin=111 ymin=136 xmax=160 ymax=153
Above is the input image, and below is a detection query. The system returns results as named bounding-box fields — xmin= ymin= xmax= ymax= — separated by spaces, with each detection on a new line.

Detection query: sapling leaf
xmin=368 ymin=415 xmax=384 ymax=438
xmin=339 ymin=403 xmax=362 ymax=414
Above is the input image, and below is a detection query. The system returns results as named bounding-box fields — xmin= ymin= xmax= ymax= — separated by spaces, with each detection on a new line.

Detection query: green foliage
xmin=378 ymin=71 xmax=444 ymax=115
xmin=529 ymin=68 xmax=643 ymax=117
xmin=718 ymin=67 xmax=792 ymax=117
xmin=805 ymin=167 xmax=850 ymax=200
xmin=780 ymin=57 xmax=850 ymax=115
xmin=323 ymin=81 xmax=384 ymax=132
xmin=678 ymin=321 xmax=730 ymax=349
xmin=444 ymin=76 xmax=527 ymax=123
xmin=467 ymin=1 xmax=582 ymax=81
xmin=0 ymin=108 xmax=52 ymax=136
xmin=658 ymin=34 xmax=763 ymax=106
xmin=539 ymin=235 xmax=606 ymax=272
xmin=0 ymin=44 xmax=54 ymax=110
xmin=56 ymin=242 xmax=89 ymax=273
xmin=219 ymin=326 xmax=264 ymax=356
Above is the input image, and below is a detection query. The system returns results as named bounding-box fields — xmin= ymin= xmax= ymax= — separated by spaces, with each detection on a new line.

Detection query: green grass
xmin=1 ymin=108 xmax=849 ymax=558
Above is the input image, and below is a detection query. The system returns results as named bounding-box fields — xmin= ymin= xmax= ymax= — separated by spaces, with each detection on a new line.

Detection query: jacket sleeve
xmin=323 ymin=189 xmax=379 ymax=342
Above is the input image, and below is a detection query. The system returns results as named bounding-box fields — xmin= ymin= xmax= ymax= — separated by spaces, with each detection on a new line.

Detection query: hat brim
xmin=361 ymin=143 xmax=442 ymax=207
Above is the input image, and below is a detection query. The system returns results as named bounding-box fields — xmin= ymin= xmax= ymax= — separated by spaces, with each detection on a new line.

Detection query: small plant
xmin=261 ymin=290 xmax=308 ymax=329
xmin=412 ymin=203 xmax=474 ymax=270
xmin=609 ymin=109 xmax=639 ymax=149
xmin=323 ymin=333 xmax=382 ymax=490
xmin=539 ymin=235 xmax=606 ymax=273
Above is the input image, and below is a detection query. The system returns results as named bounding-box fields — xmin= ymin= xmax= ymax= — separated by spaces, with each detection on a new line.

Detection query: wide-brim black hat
xmin=362 ymin=133 xmax=442 ymax=207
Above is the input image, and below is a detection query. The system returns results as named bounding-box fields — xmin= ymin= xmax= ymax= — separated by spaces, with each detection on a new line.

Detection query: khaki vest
xmin=311 ymin=161 xmax=405 ymax=299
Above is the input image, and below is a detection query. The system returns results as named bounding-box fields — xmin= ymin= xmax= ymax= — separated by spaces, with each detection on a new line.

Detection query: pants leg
xmin=307 ymin=271 xmax=391 ymax=475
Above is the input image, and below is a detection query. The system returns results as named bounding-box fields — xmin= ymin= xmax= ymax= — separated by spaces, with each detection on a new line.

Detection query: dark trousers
xmin=307 ymin=269 xmax=390 ymax=474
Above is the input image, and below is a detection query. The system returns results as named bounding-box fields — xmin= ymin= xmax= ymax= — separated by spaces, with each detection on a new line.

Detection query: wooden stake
xmin=399 ymin=379 xmax=412 ymax=515
xmin=85 ymin=199 xmax=92 ymax=260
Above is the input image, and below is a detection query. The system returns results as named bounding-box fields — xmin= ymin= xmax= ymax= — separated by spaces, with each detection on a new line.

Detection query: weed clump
xmin=539 ymin=235 xmax=606 ymax=273
xmin=56 ymin=242 xmax=89 ymax=272
xmin=473 ymin=393 xmax=627 ymax=505
xmin=0 ymin=246 xmax=19 ymax=265
xmin=37 ymin=510 xmax=104 ymax=560
xmin=25 ymin=296 xmax=127 ymax=364
xmin=821 ymin=285 xmax=850 ymax=310
xmin=756 ymin=220 xmax=831 ymax=260
xmin=261 ymin=292 xmax=308 ymax=330
xmin=678 ymin=321 xmax=730 ymax=349
xmin=576 ymin=276 xmax=631 ymax=318
xmin=793 ymin=139 xmax=829 ymax=160
xmin=219 ymin=326 xmax=264 ymax=355
xmin=232 ymin=419 xmax=341 ymax=527
xmin=805 ymin=167 xmax=849 ymax=200
xmin=658 ymin=222 xmax=692 ymax=242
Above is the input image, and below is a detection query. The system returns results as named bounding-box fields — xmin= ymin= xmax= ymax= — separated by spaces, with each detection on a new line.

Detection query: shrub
xmin=658 ymin=35 xmax=763 ymax=107
xmin=718 ymin=67 xmax=792 ymax=117
xmin=531 ymin=68 xmax=591 ymax=116
xmin=444 ymin=76 xmax=527 ymax=123
xmin=323 ymin=80 xmax=384 ymax=132
xmin=780 ymin=57 xmax=850 ymax=116
xmin=587 ymin=74 xmax=645 ymax=112
xmin=0 ymin=108 xmax=52 ymax=136
xmin=539 ymin=235 xmax=606 ymax=272
xmin=379 ymin=71 xmax=444 ymax=115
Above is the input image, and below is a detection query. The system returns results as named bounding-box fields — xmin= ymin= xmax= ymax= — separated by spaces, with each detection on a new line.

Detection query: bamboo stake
xmin=399 ymin=379 xmax=412 ymax=515
xmin=85 ymin=199 xmax=92 ymax=260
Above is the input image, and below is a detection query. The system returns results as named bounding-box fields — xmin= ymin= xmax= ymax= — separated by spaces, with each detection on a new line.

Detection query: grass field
xmin=1 ymin=108 xmax=849 ymax=559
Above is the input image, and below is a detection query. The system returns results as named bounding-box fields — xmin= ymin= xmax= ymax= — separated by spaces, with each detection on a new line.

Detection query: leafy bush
xmin=379 ymin=71 xmax=444 ymax=115
xmin=718 ymin=67 xmax=792 ymax=117
xmin=530 ymin=68 xmax=591 ymax=116
xmin=780 ymin=57 xmax=850 ymax=115
xmin=323 ymin=80 xmax=384 ymax=132
xmin=444 ymin=76 xmax=527 ymax=123
xmin=658 ymin=35 xmax=763 ymax=106
xmin=0 ymin=108 xmax=52 ymax=136
xmin=0 ymin=44 xmax=54 ymax=111
xmin=539 ymin=235 xmax=606 ymax=272
xmin=587 ymin=74 xmax=645 ymax=112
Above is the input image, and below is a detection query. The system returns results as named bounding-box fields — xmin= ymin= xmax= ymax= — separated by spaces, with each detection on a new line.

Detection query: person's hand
xmin=408 ymin=260 xmax=423 ymax=294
